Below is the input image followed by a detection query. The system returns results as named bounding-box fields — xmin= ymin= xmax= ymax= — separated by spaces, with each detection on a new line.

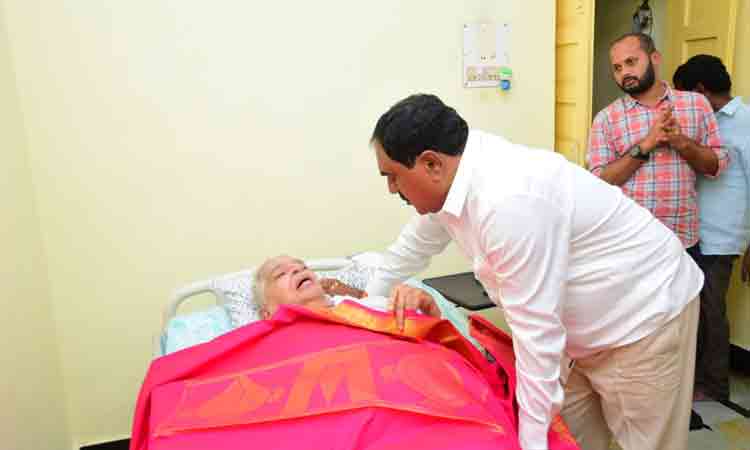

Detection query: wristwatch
xmin=629 ymin=144 xmax=649 ymax=161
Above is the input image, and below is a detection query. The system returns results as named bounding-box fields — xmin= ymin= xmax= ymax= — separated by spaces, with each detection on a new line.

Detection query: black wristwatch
xmin=629 ymin=144 xmax=650 ymax=161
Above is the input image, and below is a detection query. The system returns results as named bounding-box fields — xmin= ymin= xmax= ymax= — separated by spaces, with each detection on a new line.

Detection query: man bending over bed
xmin=254 ymin=254 xmax=441 ymax=329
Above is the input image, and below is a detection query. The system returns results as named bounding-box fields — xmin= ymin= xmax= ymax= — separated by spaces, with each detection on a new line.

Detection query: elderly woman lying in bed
xmin=130 ymin=255 xmax=580 ymax=450
xmin=255 ymin=254 xmax=440 ymax=329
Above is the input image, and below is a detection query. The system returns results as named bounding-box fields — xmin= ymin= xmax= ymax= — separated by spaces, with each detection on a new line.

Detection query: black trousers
xmin=687 ymin=244 xmax=735 ymax=401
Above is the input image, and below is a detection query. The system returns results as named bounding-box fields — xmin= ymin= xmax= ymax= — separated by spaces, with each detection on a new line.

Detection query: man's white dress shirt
xmin=366 ymin=130 xmax=703 ymax=450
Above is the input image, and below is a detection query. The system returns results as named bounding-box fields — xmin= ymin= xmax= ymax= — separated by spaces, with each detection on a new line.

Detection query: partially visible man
xmin=673 ymin=54 xmax=750 ymax=401
xmin=587 ymin=32 xmax=727 ymax=250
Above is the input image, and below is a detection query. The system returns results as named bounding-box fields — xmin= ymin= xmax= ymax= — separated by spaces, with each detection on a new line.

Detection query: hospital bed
xmin=138 ymin=254 xmax=580 ymax=450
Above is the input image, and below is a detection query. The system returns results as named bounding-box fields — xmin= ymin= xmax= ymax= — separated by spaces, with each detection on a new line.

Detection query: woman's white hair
xmin=252 ymin=255 xmax=292 ymax=314
xmin=252 ymin=267 xmax=267 ymax=312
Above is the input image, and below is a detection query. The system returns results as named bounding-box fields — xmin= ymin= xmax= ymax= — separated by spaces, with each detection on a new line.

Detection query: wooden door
xmin=666 ymin=0 xmax=738 ymax=79
xmin=554 ymin=0 xmax=594 ymax=166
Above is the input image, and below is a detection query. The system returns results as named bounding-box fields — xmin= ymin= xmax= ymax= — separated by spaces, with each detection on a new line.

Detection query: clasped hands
xmin=640 ymin=105 xmax=693 ymax=154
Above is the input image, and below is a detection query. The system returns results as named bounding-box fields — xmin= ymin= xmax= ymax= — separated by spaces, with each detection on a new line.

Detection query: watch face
xmin=631 ymin=146 xmax=648 ymax=160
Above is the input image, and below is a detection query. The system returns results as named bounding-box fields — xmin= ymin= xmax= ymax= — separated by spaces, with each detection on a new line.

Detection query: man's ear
xmin=418 ymin=150 xmax=444 ymax=177
xmin=694 ymin=82 xmax=708 ymax=95
xmin=649 ymin=50 xmax=662 ymax=71
xmin=650 ymin=50 xmax=662 ymax=67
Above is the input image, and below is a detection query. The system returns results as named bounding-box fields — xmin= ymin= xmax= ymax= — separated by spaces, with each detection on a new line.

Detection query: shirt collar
xmin=623 ymin=81 xmax=673 ymax=110
xmin=718 ymin=96 xmax=743 ymax=117
xmin=438 ymin=129 xmax=479 ymax=218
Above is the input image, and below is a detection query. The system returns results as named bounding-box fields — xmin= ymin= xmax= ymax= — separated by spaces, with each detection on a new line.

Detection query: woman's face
xmin=258 ymin=255 xmax=327 ymax=318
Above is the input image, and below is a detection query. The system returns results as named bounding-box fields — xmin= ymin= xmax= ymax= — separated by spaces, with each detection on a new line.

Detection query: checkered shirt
xmin=586 ymin=83 xmax=727 ymax=247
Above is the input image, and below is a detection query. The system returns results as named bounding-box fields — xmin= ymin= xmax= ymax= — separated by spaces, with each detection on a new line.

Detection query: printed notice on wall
xmin=463 ymin=23 xmax=511 ymax=88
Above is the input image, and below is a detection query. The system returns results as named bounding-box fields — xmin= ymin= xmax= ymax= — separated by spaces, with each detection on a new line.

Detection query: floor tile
xmin=688 ymin=428 xmax=731 ymax=450
xmin=717 ymin=417 xmax=750 ymax=450
xmin=730 ymin=371 xmax=750 ymax=410
xmin=694 ymin=401 xmax=744 ymax=426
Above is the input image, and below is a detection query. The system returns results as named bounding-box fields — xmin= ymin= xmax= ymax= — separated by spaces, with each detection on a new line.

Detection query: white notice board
xmin=463 ymin=23 xmax=511 ymax=88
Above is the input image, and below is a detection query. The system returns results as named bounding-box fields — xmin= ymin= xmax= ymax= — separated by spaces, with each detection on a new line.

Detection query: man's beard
xmin=618 ymin=60 xmax=656 ymax=95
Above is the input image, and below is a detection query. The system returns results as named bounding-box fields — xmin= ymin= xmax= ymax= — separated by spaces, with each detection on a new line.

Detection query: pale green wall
xmin=0 ymin=2 xmax=71 ymax=449
xmin=0 ymin=0 xmax=556 ymax=445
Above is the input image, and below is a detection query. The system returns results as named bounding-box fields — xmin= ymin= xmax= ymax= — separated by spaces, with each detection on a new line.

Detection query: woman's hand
xmin=320 ymin=278 xmax=366 ymax=299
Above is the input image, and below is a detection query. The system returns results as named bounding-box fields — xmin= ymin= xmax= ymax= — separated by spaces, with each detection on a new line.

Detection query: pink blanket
xmin=131 ymin=302 xmax=578 ymax=450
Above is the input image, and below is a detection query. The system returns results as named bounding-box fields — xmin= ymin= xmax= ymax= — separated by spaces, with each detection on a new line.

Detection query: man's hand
xmin=640 ymin=106 xmax=675 ymax=152
xmin=320 ymin=278 xmax=365 ymax=298
xmin=666 ymin=130 xmax=695 ymax=152
xmin=660 ymin=113 xmax=719 ymax=175
xmin=389 ymin=284 xmax=441 ymax=331
xmin=742 ymin=247 xmax=750 ymax=283
xmin=656 ymin=107 xmax=697 ymax=152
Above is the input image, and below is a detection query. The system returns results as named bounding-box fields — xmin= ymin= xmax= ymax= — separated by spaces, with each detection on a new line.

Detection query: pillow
xmin=216 ymin=273 xmax=261 ymax=328
xmin=161 ymin=305 xmax=233 ymax=355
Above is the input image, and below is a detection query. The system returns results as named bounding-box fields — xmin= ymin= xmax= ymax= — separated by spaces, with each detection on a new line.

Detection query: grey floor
xmin=686 ymin=371 xmax=750 ymax=450
xmin=609 ymin=371 xmax=750 ymax=450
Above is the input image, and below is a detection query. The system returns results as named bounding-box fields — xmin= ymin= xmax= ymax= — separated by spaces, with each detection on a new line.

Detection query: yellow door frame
xmin=554 ymin=0 xmax=595 ymax=167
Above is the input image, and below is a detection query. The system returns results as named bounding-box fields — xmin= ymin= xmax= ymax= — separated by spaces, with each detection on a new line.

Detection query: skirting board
xmin=79 ymin=438 xmax=129 ymax=450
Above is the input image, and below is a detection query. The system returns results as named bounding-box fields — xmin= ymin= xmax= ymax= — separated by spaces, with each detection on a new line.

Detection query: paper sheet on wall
xmin=463 ymin=23 xmax=511 ymax=88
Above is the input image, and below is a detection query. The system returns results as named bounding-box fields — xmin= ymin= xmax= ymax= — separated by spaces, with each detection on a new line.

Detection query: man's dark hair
xmin=610 ymin=32 xmax=656 ymax=54
xmin=672 ymin=54 xmax=731 ymax=94
xmin=371 ymin=94 xmax=469 ymax=168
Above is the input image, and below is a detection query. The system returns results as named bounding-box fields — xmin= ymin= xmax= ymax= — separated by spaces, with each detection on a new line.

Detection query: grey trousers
xmin=688 ymin=244 xmax=735 ymax=400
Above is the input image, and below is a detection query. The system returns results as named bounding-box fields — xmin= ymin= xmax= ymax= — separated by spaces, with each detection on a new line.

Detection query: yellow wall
xmin=0 ymin=0 xmax=555 ymax=445
xmin=592 ymin=0 xmax=667 ymax=117
xmin=733 ymin=0 xmax=749 ymax=98
xmin=727 ymin=0 xmax=750 ymax=348
xmin=0 ymin=3 xmax=71 ymax=450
